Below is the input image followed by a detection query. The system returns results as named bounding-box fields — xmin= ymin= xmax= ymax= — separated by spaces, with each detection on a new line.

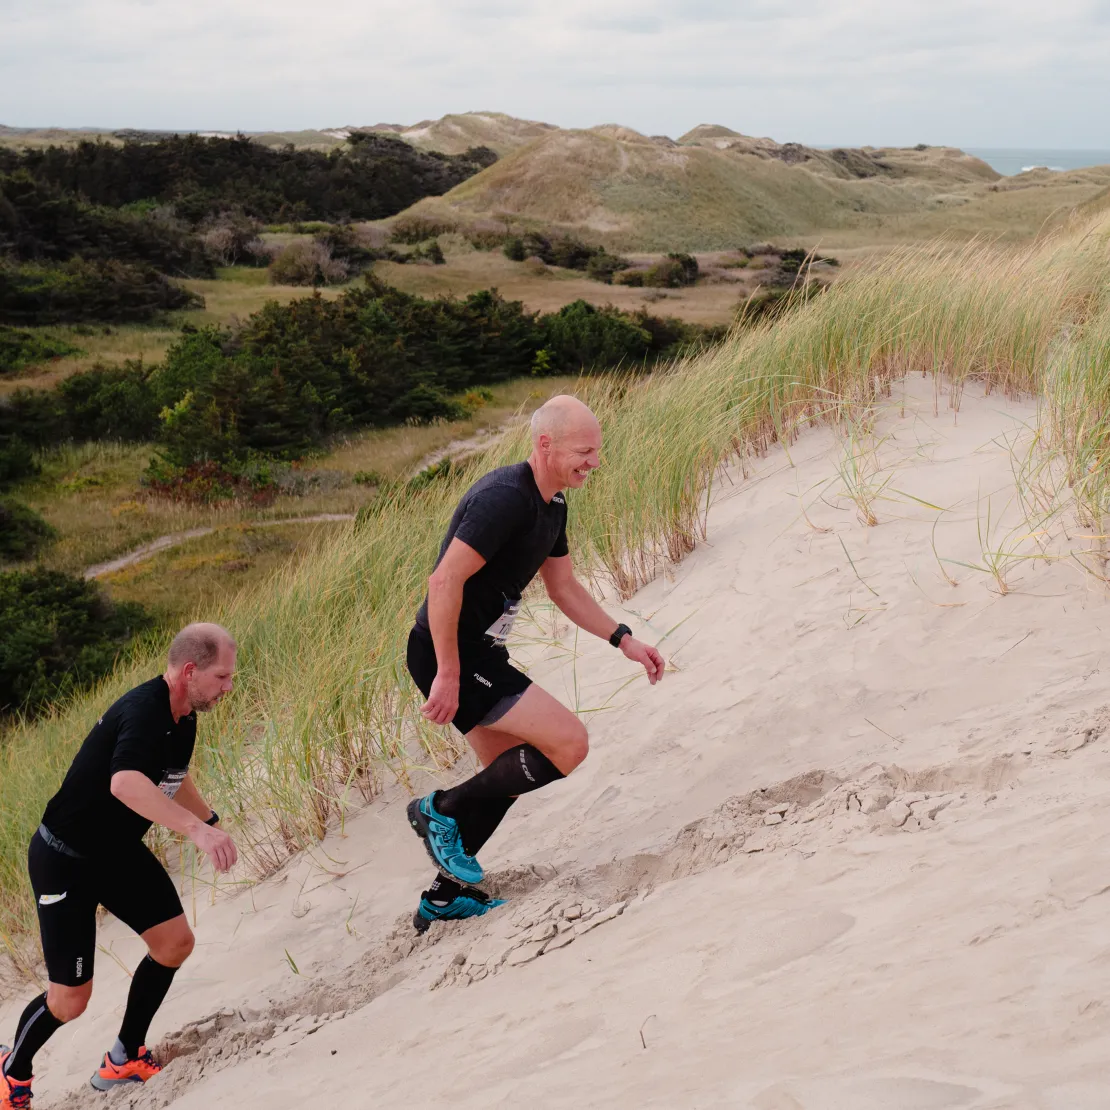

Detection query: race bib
xmin=485 ymin=597 xmax=521 ymax=645
xmin=158 ymin=768 xmax=187 ymax=799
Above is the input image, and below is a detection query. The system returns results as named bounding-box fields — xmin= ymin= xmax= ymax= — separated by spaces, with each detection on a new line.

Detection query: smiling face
xmin=184 ymin=644 xmax=237 ymax=713
xmin=544 ymin=412 xmax=603 ymax=490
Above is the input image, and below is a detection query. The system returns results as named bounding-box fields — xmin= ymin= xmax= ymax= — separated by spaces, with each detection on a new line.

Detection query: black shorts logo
xmin=473 ymin=673 xmax=492 ymax=688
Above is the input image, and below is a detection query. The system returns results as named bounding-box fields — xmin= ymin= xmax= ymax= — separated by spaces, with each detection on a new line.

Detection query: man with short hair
xmin=0 ymin=623 xmax=238 ymax=1108
xmin=405 ymin=395 xmax=665 ymax=930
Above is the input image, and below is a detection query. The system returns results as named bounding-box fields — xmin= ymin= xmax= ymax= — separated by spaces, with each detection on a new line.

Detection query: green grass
xmin=3 ymin=211 xmax=1110 ymax=961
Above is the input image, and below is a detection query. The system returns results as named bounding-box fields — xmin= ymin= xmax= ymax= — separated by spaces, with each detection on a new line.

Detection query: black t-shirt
xmin=415 ymin=461 xmax=569 ymax=645
xmin=41 ymin=676 xmax=197 ymax=855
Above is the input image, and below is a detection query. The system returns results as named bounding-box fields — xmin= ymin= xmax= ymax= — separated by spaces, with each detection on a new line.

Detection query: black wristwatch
xmin=204 ymin=810 xmax=220 ymax=826
xmin=609 ymin=623 xmax=632 ymax=648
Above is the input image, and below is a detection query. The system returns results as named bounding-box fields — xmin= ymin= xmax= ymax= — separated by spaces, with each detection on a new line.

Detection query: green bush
xmin=642 ymin=258 xmax=688 ymax=288
xmin=0 ymin=170 xmax=212 ymax=276
xmin=390 ymin=215 xmax=458 ymax=244
xmin=2 ymin=135 xmax=496 ymax=226
xmin=0 ymin=568 xmax=152 ymax=717
xmin=0 ymin=257 xmax=203 ymax=325
xmin=56 ymin=361 xmax=160 ymax=441
xmin=0 ymin=326 xmax=81 ymax=375
xmin=503 ymin=236 xmax=526 ymax=262
xmin=408 ymin=239 xmax=445 ymax=265
xmin=585 ymin=251 xmax=628 ymax=284
xmin=541 ymin=300 xmax=652 ymax=371
xmin=0 ymin=436 xmax=38 ymax=489
xmin=614 ymin=268 xmax=645 ymax=287
xmin=0 ymin=362 xmax=159 ymax=465
xmin=0 ymin=498 xmax=56 ymax=561
xmin=269 ymin=241 xmax=349 ymax=286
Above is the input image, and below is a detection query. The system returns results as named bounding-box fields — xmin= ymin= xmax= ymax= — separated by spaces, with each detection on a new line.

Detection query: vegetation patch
xmin=0 ymin=567 xmax=152 ymax=718
xmin=0 ymin=325 xmax=81 ymax=375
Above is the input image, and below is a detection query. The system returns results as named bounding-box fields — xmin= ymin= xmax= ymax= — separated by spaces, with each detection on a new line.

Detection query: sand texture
xmin=6 ymin=374 xmax=1110 ymax=1109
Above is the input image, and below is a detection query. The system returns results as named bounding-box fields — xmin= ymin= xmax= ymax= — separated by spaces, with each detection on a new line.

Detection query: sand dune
xmin=8 ymin=373 xmax=1110 ymax=1109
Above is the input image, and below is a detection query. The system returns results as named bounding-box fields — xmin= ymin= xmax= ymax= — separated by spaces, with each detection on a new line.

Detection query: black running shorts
xmin=407 ymin=625 xmax=532 ymax=735
xmin=29 ymin=829 xmax=184 ymax=986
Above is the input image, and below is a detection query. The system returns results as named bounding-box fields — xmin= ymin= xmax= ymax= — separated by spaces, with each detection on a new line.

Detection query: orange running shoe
xmin=0 ymin=1048 xmax=34 ymax=1109
xmin=90 ymin=1046 xmax=161 ymax=1091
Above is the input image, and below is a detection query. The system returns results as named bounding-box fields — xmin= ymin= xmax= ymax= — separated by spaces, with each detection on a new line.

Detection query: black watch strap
xmin=204 ymin=810 xmax=220 ymax=826
xmin=609 ymin=623 xmax=632 ymax=648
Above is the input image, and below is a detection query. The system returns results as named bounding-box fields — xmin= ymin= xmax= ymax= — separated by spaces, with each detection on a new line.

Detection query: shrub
xmin=503 ymin=236 xmax=526 ymax=262
xmin=408 ymin=239 xmax=445 ymax=265
xmin=392 ymin=383 xmax=466 ymax=423
xmin=0 ymin=326 xmax=81 ymax=375
xmin=0 ymin=498 xmax=56 ymax=561
xmin=0 ymin=436 xmax=38 ymax=488
xmin=0 ymin=170 xmax=212 ymax=276
xmin=312 ymin=223 xmax=380 ymax=272
xmin=666 ymin=251 xmax=699 ymax=285
xmin=200 ymin=210 xmax=267 ymax=266
xmin=0 ymin=567 xmax=152 ymax=717
xmin=642 ymin=256 xmax=696 ymax=288
xmin=0 ymin=257 xmax=203 ymax=325
xmin=391 ymin=215 xmax=458 ymax=244
xmin=55 ymin=361 xmax=160 ymax=441
xmin=5 ymin=135 xmax=495 ymax=225
xmin=142 ymin=457 xmax=282 ymax=505
xmin=585 ymin=251 xmax=628 ymax=284
xmin=269 ymin=241 xmax=349 ymax=286
xmin=541 ymin=300 xmax=652 ymax=371
xmin=614 ymin=268 xmax=645 ymax=287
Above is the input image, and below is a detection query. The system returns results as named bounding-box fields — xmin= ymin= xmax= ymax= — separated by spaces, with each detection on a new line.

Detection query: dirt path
xmin=83 ymin=514 xmax=355 ymax=580
xmin=82 ymin=418 xmax=520 ymax=581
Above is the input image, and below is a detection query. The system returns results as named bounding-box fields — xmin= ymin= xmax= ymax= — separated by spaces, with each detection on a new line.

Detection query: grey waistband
xmin=38 ymin=824 xmax=84 ymax=859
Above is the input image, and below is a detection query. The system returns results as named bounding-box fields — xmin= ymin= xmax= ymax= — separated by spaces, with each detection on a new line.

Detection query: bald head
xmin=167 ymin=623 xmax=236 ymax=672
xmin=530 ymin=395 xmax=600 ymax=446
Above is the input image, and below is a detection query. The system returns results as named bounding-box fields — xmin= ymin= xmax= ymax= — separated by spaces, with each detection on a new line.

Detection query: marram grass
xmin=2 ymin=213 xmax=1109 ymax=960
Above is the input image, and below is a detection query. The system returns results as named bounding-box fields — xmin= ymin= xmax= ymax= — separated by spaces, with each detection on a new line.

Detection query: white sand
xmin=8 ymin=374 xmax=1110 ymax=1109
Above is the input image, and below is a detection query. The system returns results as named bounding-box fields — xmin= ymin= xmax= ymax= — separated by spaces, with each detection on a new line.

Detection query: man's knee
xmin=560 ymin=719 xmax=589 ymax=772
xmin=47 ymin=982 xmax=91 ymax=1022
xmin=149 ymin=927 xmax=194 ymax=968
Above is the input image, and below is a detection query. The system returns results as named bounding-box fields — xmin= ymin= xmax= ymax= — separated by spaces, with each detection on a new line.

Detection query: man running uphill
xmin=406 ymin=395 xmax=665 ymax=931
xmin=0 ymin=624 xmax=238 ymax=1109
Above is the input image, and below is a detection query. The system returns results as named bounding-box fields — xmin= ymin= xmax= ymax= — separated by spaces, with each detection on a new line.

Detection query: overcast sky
xmin=3 ymin=0 xmax=1109 ymax=148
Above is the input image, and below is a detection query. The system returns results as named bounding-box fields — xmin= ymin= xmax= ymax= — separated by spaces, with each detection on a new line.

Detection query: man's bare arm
xmin=540 ymin=556 xmax=665 ymax=684
xmin=175 ymin=773 xmax=217 ymax=823
xmin=111 ymin=771 xmax=237 ymax=871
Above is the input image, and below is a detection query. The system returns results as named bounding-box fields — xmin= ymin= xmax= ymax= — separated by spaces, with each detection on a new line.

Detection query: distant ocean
xmin=966 ymin=149 xmax=1110 ymax=176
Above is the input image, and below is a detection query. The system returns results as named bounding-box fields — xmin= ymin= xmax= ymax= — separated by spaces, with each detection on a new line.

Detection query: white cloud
xmin=2 ymin=0 xmax=1109 ymax=146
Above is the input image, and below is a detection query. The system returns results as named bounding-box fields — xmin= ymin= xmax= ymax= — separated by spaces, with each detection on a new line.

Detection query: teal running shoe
xmin=413 ymin=886 xmax=506 ymax=934
xmin=406 ymin=794 xmax=484 ymax=885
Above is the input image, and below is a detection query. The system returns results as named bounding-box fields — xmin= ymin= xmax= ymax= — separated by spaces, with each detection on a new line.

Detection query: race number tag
xmin=485 ymin=597 xmax=521 ymax=645
xmin=158 ymin=768 xmax=187 ymax=799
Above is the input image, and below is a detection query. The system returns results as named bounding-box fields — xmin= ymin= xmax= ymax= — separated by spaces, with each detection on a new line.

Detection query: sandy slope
xmin=9 ymin=374 xmax=1110 ymax=1109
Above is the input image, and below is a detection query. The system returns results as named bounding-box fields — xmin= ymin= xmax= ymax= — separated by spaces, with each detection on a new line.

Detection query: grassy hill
xmin=397 ymin=124 xmax=1110 ymax=251
xmin=362 ymin=111 xmax=558 ymax=156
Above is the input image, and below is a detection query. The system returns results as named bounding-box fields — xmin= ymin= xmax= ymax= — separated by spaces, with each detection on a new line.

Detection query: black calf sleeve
xmin=436 ymin=746 xmax=563 ymax=818
xmin=5 ymin=992 xmax=64 ymax=1082
xmin=118 ymin=955 xmax=178 ymax=1060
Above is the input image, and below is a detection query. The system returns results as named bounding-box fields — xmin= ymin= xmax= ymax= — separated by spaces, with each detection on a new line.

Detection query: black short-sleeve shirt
xmin=41 ymin=676 xmax=197 ymax=855
xmin=415 ymin=461 xmax=569 ymax=644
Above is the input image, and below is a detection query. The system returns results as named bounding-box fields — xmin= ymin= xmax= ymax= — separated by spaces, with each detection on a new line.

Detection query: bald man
xmin=405 ymin=395 xmax=665 ymax=931
xmin=1 ymin=624 xmax=238 ymax=1108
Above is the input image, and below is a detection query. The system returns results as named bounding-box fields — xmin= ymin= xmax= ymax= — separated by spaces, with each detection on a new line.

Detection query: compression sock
xmin=425 ymin=797 xmax=519 ymax=903
xmin=4 ymin=992 xmax=64 ymax=1082
xmin=435 ymin=746 xmax=563 ymax=818
xmin=116 ymin=955 xmax=178 ymax=1061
